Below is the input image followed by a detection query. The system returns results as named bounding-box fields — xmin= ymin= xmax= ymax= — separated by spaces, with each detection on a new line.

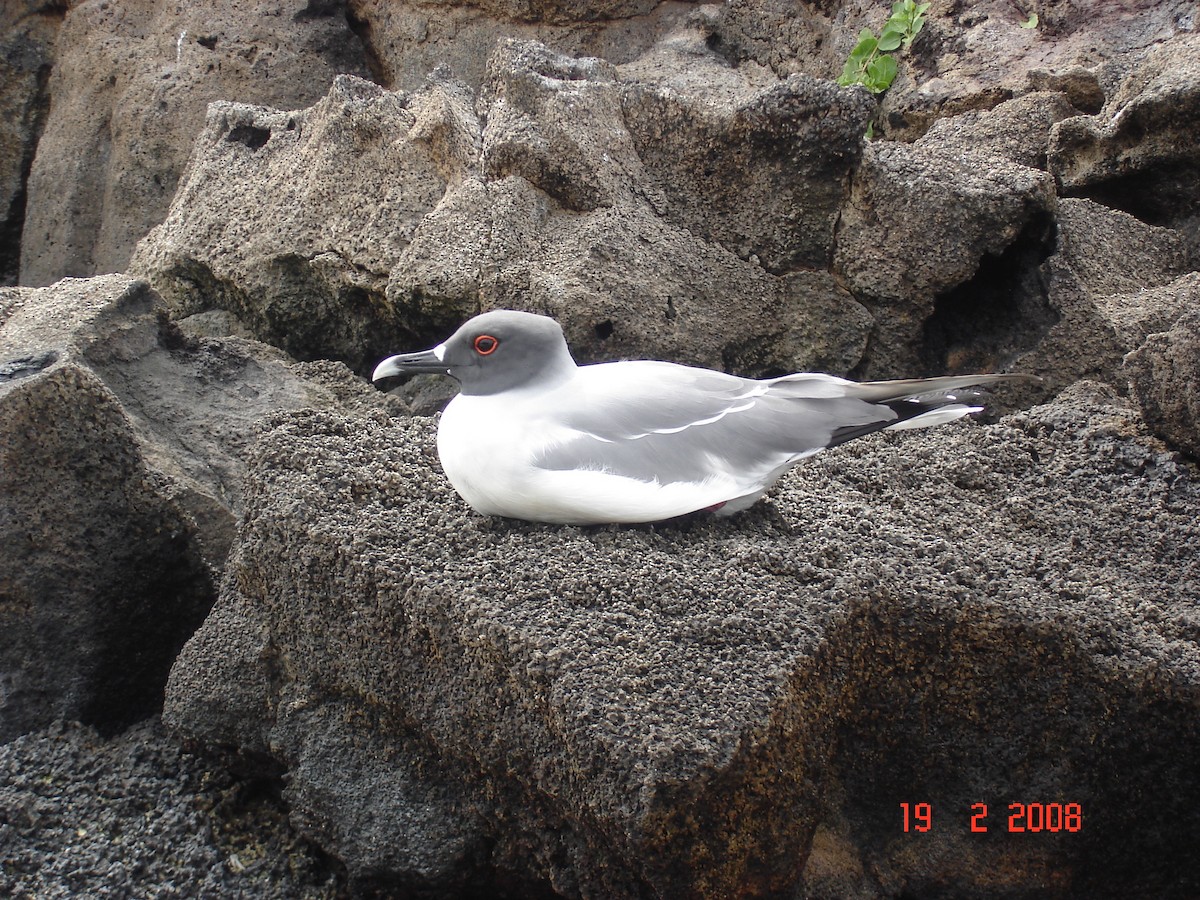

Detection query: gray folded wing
xmin=532 ymin=362 xmax=926 ymax=486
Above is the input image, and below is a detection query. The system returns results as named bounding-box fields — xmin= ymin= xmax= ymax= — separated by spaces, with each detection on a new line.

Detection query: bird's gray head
xmin=372 ymin=310 xmax=578 ymax=396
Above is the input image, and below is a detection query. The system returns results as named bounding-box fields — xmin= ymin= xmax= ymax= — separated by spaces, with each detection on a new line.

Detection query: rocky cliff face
xmin=1 ymin=1 xmax=1198 ymax=898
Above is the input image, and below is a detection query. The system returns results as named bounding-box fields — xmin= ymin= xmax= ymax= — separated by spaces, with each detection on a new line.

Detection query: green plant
xmin=837 ymin=1 xmax=930 ymax=94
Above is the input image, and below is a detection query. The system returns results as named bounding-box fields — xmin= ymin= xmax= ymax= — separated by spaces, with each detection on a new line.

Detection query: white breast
xmin=435 ymin=392 xmax=740 ymax=524
xmin=435 ymin=392 xmax=551 ymax=518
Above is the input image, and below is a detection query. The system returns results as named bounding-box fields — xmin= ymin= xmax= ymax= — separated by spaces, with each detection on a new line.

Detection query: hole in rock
xmin=81 ymin=534 xmax=216 ymax=736
xmin=227 ymin=124 xmax=271 ymax=151
xmin=294 ymin=0 xmax=341 ymax=21
xmin=196 ymin=35 xmax=217 ymax=50
xmin=1067 ymin=160 xmax=1200 ymax=237
xmin=0 ymin=175 xmax=30 ymax=286
xmin=0 ymin=351 xmax=59 ymax=381
xmin=344 ymin=4 xmax=390 ymax=88
xmin=920 ymin=211 xmax=1058 ymax=376
xmin=594 ymin=319 xmax=614 ymax=340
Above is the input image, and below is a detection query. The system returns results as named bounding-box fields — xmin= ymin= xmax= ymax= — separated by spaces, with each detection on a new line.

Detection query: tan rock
xmin=19 ymin=0 xmax=371 ymax=287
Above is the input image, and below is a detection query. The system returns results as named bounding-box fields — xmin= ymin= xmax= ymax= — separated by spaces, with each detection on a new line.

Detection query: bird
xmin=372 ymin=309 xmax=1032 ymax=525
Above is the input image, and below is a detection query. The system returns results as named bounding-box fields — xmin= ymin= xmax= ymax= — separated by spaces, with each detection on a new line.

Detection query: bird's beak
xmin=372 ymin=347 xmax=450 ymax=382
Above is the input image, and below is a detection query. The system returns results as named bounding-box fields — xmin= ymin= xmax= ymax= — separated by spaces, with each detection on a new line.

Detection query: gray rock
xmin=166 ymin=383 xmax=1200 ymax=898
xmin=1014 ymin=198 xmax=1191 ymax=394
xmin=1027 ymin=66 xmax=1106 ymax=115
xmin=1125 ymin=274 xmax=1200 ymax=458
xmin=0 ymin=274 xmax=397 ymax=740
xmin=173 ymin=307 xmax=256 ymax=341
xmin=833 ymin=140 xmax=1056 ymax=376
xmin=19 ymin=0 xmax=371 ymax=287
xmin=135 ymin=43 xmax=877 ymax=378
xmin=716 ymin=0 xmax=1193 ymax=138
xmin=350 ymin=0 xmax=698 ymax=94
xmin=130 ymin=74 xmax=448 ymax=373
xmin=917 ymin=91 xmax=1081 ymax=171
xmin=0 ymin=718 xmax=343 ymax=898
xmin=618 ymin=33 xmax=874 ymax=271
xmin=8 ymin=0 xmax=741 ymax=290
xmin=876 ymin=1 xmax=1195 ymax=138
xmin=1050 ymin=32 xmax=1200 ymax=256
xmin=1099 ymin=270 xmax=1200 ymax=352
xmin=0 ymin=276 xmax=214 ymax=741
xmin=0 ymin=0 xmax=59 ymax=286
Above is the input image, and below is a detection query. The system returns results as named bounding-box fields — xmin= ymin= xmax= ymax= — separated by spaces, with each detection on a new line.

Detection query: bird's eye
xmin=473 ymin=334 xmax=499 ymax=355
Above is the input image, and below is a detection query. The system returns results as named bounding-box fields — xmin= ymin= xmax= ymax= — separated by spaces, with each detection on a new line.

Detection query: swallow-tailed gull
xmin=373 ymin=310 xmax=1030 ymax=524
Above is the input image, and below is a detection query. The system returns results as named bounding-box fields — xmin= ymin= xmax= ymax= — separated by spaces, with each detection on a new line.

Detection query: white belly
xmin=436 ymin=393 xmax=552 ymax=518
xmin=435 ymin=394 xmax=739 ymax=525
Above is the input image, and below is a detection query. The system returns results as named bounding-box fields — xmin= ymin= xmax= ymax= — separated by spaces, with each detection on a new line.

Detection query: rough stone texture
xmin=1050 ymin=32 xmax=1200 ymax=258
xmin=18 ymin=0 xmax=371 ymax=287
xmin=1098 ymin=270 xmax=1200 ymax=353
xmin=5 ymin=4 xmax=1200 ymax=897
xmin=0 ymin=718 xmax=344 ymax=898
xmin=165 ymin=383 xmax=1200 ymax=898
xmin=1125 ymin=274 xmax=1200 ymax=459
xmin=715 ymin=0 xmax=1197 ymax=137
xmin=12 ymin=0 xmax=717 ymax=288
xmin=12 ymin=0 xmax=1200 ymax=296
xmin=617 ymin=39 xmax=864 ymax=272
xmin=0 ymin=274 xmax=399 ymax=741
xmin=0 ymin=276 xmax=215 ymax=742
xmin=134 ymin=40 xmax=879 ymax=378
xmin=350 ymin=0 xmax=701 ymax=93
xmin=0 ymin=0 xmax=60 ymax=286
xmin=832 ymin=139 xmax=1056 ymax=377
xmin=917 ymin=90 xmax=1081 ymax=171
xmin=873 ymin=0 xmax=1197 ymax=136
xmin=1011 ymin=199 xmax=1191 ymax=395
xmin=130 ymin=74 xmax=450 ymax=374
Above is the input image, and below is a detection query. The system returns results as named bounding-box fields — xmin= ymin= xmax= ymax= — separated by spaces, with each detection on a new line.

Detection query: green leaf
xmin=878 ymin=31 xmax=903 ymax=52
xmin=1020 ymin=12 xmax=1039 ymax=28
xmin=866 ymin=54 xmax=898 ymax=91
xmin=838 ymin=4 xmax=928 ymax=96
xmin=838 ymin=47 xmax=870 ymax=87
xmin=855 ymin=34 xmax=879 ymax=52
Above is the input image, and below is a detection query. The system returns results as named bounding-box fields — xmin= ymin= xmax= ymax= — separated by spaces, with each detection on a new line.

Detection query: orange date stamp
xmin=900 ymin=802 xmax=1084 ymax=833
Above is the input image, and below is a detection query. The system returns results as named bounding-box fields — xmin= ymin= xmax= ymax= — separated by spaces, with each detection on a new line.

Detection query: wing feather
xmin=533 ymin=361 xmax=891 ymax=488
xmin=531 ymin=364 xmax=1035 ymax=492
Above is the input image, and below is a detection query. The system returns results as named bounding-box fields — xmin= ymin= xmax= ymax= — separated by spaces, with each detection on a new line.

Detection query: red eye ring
xmin=473 ymin=334 xmax=499 ymax=355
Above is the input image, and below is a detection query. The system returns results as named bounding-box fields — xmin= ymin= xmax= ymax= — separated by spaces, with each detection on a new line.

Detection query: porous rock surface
xmin=127 ymin=19 xmax=1200 ymax=389
xmin=1124 ymin=274 xmax=1200 ymax=459
xmin=0 ymin=718 xmax=343 ymax=898
xmin=999 ymin=199 xmax=1192 ymax=398
xmin=0 ymin=0 xmax=58 ymax=286
xmin=653 ymin=0 xmax=1193 ymax=140
xmin=0 ymin=273 xmax=397 ymax=741
xmin=831 ymin=138 xmax=1054 ymax=376
xmin=130 ymin=73 xmax=451 ymax=374
xmin=1049 ymin=31 xmax=1200 ymax=258
xmin=166 ymin=383 xmax=1200 ymax=898
xmin=17 ymin=0 xmax=371 ymax=288
xmin=4 ymin=1 xmax=1200 ymax=896
xmin=12 ymin=0 xmax=1199 ymax=293
xmin=131 ymin=37 xmax=879 ymax=378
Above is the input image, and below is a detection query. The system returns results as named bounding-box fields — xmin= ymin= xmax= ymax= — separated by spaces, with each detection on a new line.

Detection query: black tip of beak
xmin=372 ymin=348 xmax=450 ymax=382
